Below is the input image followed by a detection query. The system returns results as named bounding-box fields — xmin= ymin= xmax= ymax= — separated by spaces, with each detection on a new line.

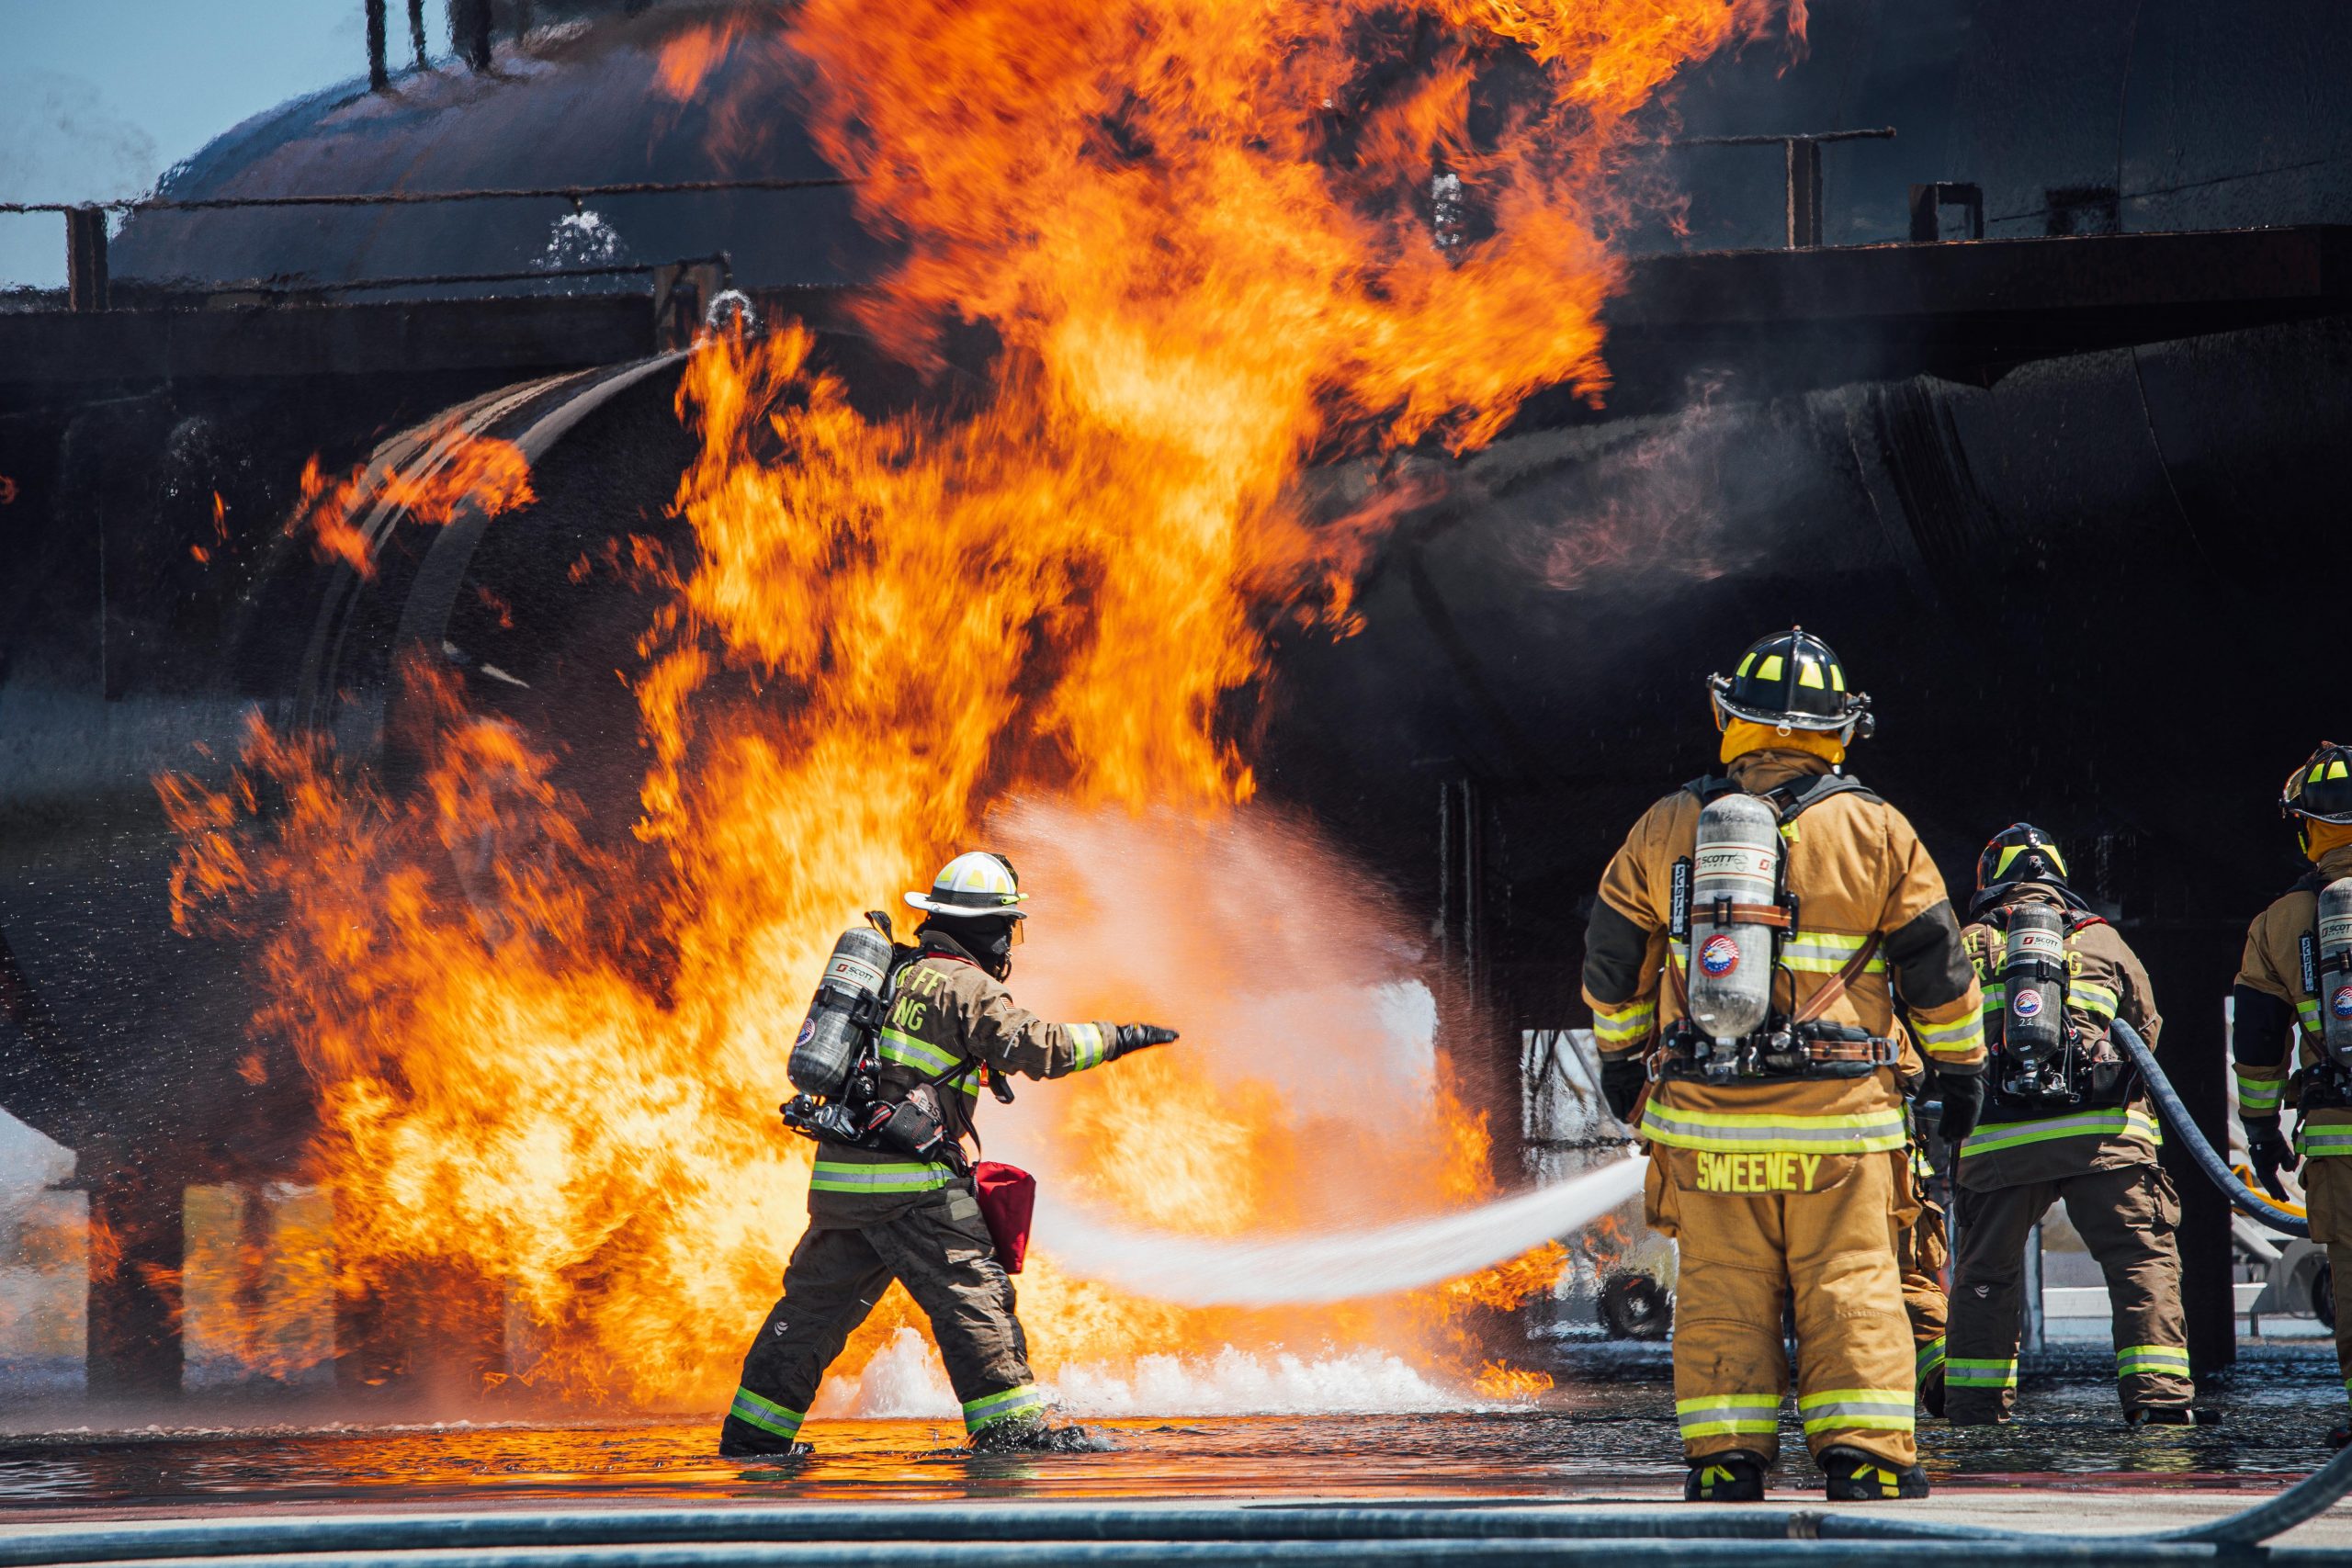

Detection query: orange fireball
xmin=165 ymin=0 xmax=1788 ymax=1407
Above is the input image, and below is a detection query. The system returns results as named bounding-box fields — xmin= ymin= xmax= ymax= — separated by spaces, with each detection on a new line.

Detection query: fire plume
xmin=166 ymin=0 xmax=1782 ymax=1409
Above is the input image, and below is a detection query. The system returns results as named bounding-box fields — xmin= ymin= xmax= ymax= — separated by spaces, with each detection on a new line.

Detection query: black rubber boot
xmin=2329 ymin=1423 xmax=2351 ymax=1450
xmin=1918 ymin=1367 xmax=1946 ymax=1420
xmin=718 ymin=1416 xmax=813 ymax=1460
xmin=2126 ymin=1405 xmax=2196 ymax=1427
xmin=1819 ymin=1445 xmax=1930 ymax=1500
xmin=1683 ymin=1450 xmax=1768 ymax=1502
xmin=1943 ymin=1407 xmax=2009 ymax=1427
xmin=967 ymin=1415 xmax=1099 ymax=1453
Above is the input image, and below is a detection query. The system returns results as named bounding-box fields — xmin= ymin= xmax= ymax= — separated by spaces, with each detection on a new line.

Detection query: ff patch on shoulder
xmin=945 ymin=1192 xmax=982 ymax=1223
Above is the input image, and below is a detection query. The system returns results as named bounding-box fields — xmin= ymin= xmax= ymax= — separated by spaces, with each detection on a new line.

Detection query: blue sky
xmin=0 ymin=1 xmax=373 ymax=287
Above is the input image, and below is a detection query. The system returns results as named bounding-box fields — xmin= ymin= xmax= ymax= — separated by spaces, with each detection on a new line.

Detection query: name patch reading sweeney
xmin=1693 ymin=1150 xmax=1828 ymax=1193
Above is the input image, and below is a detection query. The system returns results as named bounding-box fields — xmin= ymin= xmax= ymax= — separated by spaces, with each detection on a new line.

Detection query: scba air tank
xmin=1687 ymin=794 xmax=1783 ymax=1043
xmin=2318 ymin=879 xmax=2352 ymax=1069
xmin=2000 ymin=904 xmax=2068 ymax=1069
xmin=787 ymin=925 xmax=894 ymax=1097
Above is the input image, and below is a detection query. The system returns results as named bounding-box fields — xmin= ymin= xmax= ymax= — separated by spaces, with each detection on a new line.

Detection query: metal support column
xmin=1785 ymin=138 xmax=1823 ymax=250
xmin=64 ymin=208 xmax=108 ymax=313
xmin=366 ymin=0 xmax=390 ymax=90
xmin=2136 ymin=927 xmax=2243 ymax=1375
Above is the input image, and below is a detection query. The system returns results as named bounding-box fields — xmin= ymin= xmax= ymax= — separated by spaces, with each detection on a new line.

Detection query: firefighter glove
xmin=1600 ymin=1057 xmax=1648 ymax=1126
xmin=1109 ymin=1023 xmax=1180 ymax=1060
xmin=2245 ymin=1115 xmax=2299 ymax=1193
xmin=1936 ymin=1071 xmax=1984 ymax=1143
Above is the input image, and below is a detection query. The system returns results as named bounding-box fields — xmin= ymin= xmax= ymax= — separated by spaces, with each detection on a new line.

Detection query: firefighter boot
xmin=718 ymin=1416 xmax=812 ymax=1461
xmin=967 ymin=1414 xmax=1100 ymax=1453
xmin=1684 ymin=1450 xmax=1768 ymax=1502
xmin=1820 ymin=1445 xmax=1930 ymax=1500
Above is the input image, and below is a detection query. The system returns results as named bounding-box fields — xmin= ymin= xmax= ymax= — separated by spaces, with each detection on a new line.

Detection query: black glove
xmin=1936 ymin=1072 xmax=1984 ymax=1144
xmin=1108 ymin=1023 xmax=1179 ymax=1060
xmin=2245 ymin=1117 xmax=2299 ymax=1197
xmin=1600 ymin=1057 xmax=1648 ymax=1126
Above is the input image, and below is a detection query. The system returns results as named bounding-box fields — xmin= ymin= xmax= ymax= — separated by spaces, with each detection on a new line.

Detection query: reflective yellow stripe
xmin=1676 ymin=1393 xmax=1781 ymax=1437
xmin=2238 ymin=1071 xmax=2285 ymax=1111
xmin=1961 ymin=1108 xmax=2160 ymax=1158
xmin=1796 ymin=1387 xmax=1915 ymax=1434
xmin=877 ymin=1028 xmax=960 ymax=1076
xmin=1917 ymin=1337 xmax=1946 ymax=1376
xmin=2116 ymin=1345 xmax=2189 ymax=1379
xmin=1594 ymin=998 xmax=1657 ymax=1044
xmin=1643 ymin=1102 xmax=1905 ymax=1155
xmin=1066 ymin=1021 xmax=1107 ymax=1070
xmin=2301 ymin=1126 xmax=2352 ymax=1157
xmin=729 ymin=1387 xmax=806 ymax=1438
xmin=809 ymin=1160 xmax=954 ymax=1193
xmin=962 ymin=1383 xmax=1046 ymax=1432
xmin=1946 ymin=1358 xmax=2018 ymax=1389
xmin=1782 ymin=930 xmax=1887 ymax=976
xmin=1916 ymin=1010 xmax=1985 ymax=1057
xmin=2072 ymin=981 xmax=2120 ymax=1021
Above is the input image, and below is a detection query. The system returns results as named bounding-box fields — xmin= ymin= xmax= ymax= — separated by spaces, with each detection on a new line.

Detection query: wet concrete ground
xmin=3 ymin=1341 xmax=2349 ymax=1545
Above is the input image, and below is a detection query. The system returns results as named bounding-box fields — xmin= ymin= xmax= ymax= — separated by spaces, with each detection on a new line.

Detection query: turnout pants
xmin=2298 ymin=1156 xmax=2352 ymax=1410
xmin=724 ymin=1187 xmax=1043 ymax=1446
xmin=1648 ymin=1148 xmax=1917 ymax=1470
xmin=1898 ymin=1191 xmax=1951 ymax=1397
xmin=1947 ymin=1164 xmax=2193 ymax=1419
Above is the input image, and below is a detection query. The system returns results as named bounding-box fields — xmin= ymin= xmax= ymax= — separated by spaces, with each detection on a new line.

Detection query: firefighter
xmin=1585 ymin=627 xmax=1985 ymax=1502
xmin=2234 ymin=743 xmax=2352 ymax=1446
xmin=720 ymin=852 xmax=1180 ymax=1457
xmin=1945 ymin=825 xmax=2194 ymax=1426
xmin=1896 ymin=1076 xmax=1952 ymax=1419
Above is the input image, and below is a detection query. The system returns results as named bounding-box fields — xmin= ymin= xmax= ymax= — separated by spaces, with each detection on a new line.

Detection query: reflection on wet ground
xmin=0 ymin=1342 xmax=2342 ymax=1514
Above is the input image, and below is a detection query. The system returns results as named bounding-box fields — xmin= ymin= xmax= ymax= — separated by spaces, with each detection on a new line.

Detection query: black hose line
xmin=2109 ymin=1016 xmax=2309 ymax=1237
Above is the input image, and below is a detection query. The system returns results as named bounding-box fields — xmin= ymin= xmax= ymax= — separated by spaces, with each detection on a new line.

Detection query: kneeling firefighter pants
xmin=724 ymin=1186 xmax=1043 ymax=1446
xmin=2290 ymin=1156 xmax=2352 ymax=1409
xmin=1649 ymin=1148 xmax=1917 ymax=1469
xmin=1897 ymin=1190 xmax=1951 ymax=1394
xmin=1946 ymin=1164 xmax=2193 ymax=1419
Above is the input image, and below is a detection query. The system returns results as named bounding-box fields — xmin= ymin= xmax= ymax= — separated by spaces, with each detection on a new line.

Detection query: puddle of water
xmin=0 ymin=1343 xmax=2339 ymax=1511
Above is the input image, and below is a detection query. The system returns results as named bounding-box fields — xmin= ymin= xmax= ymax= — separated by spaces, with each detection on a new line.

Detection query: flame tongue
xmin=166 ymin=0 xmax=1783 ymax=1405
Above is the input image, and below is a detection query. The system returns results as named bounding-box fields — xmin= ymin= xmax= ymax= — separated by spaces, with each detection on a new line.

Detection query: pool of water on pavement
xmin=1 ymin=1342 xmax=2343 ymax=1513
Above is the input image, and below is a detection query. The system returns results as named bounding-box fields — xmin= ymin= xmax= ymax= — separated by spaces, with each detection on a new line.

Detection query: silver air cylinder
xmin=2000 ymin=904 xmax=2067 ymax=1070
xmin=1687 ymin=794 xmax=1783 ymax=1043
xmin=2319 ymin=879 xmax=2352 ymax=1069
xmin=787 ymin=925 xmax=894 ymax=1097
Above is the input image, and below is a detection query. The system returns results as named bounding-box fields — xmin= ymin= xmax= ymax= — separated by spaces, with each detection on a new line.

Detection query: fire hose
xmin=2109 ymin=1016 xmax=2310 ymax=1238
xmin=4 ymin=1453 xmax=2352 ymax=1566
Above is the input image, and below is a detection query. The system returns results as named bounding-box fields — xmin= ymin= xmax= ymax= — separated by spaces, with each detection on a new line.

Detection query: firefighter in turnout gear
xmin=1946 ymin=825 xmax=2194 ymax=1425
xmin=721 ymin=852 xmax=1179 ymax=1458
xmin=2234 ymin=743 xmax=2352 ymax=1445
xmin=1895 ymin=1073 xmax=1953 ymax=1419
xmin=1583 ymin=628 xmax=1985 ymax=1502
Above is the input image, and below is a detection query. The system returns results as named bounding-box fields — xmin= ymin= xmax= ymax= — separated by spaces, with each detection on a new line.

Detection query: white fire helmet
xmin=905 ymin=852 xmax=1029 ymax=919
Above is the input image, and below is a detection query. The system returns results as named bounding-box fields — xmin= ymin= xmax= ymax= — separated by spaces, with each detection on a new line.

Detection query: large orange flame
xmin=164 ymin=0 xmax=1783 ymax=1409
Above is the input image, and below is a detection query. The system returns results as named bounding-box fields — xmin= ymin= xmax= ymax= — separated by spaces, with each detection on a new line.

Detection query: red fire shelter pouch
xmin=972 ymin=1161 xmax=1035 ymax=1274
